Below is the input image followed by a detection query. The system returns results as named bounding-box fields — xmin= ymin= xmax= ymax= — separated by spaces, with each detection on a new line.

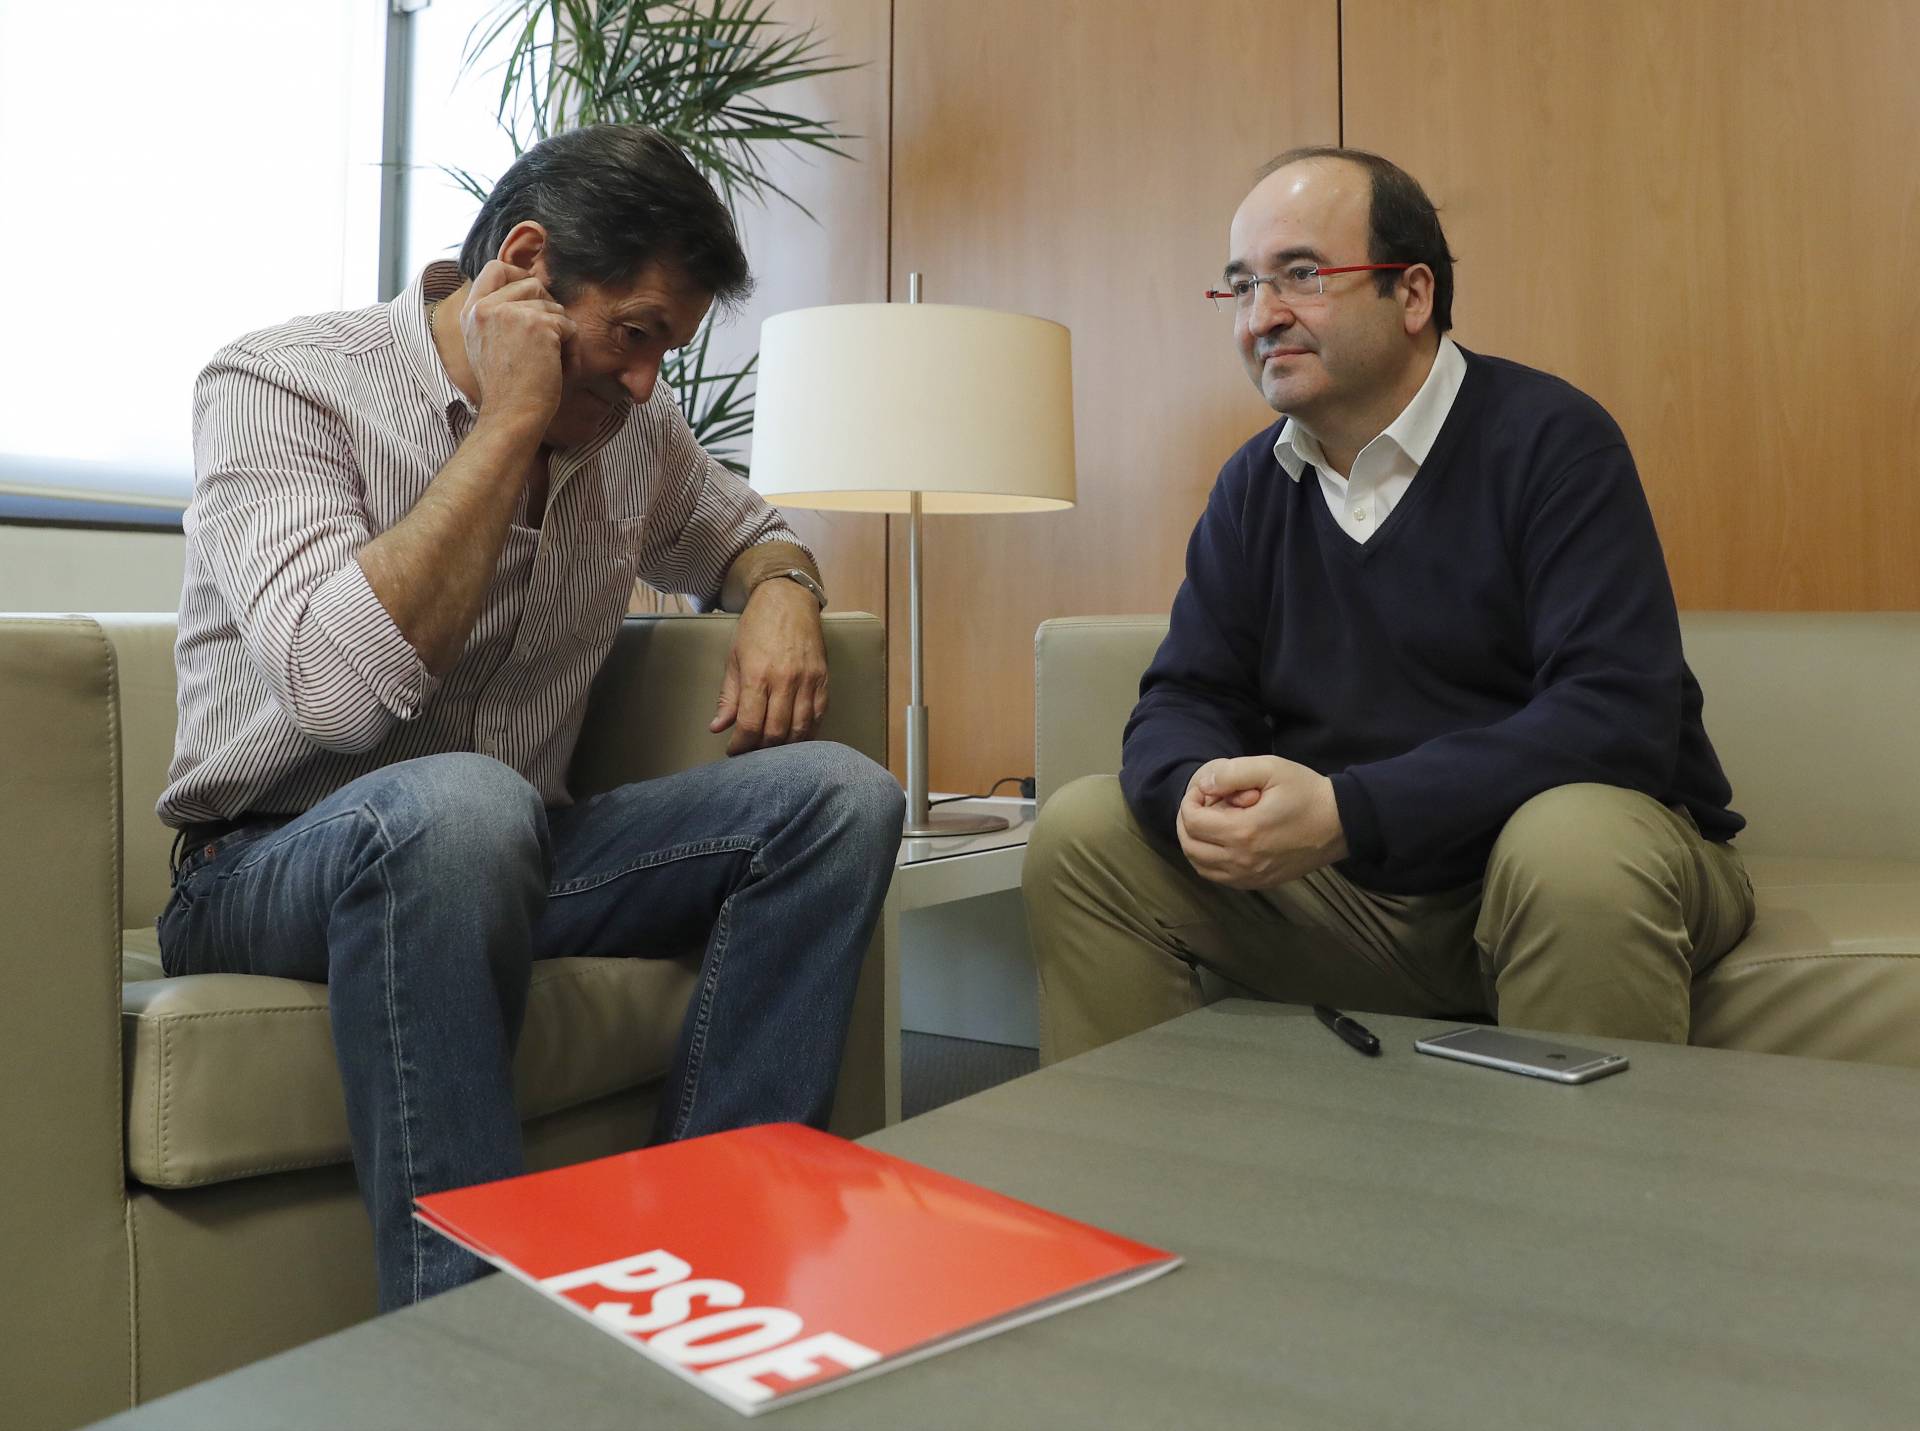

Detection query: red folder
xmin=414 ymin=1122 xmax=1179 ymax=1414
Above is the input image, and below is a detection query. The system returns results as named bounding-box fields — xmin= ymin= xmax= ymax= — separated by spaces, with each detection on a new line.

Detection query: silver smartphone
xmin=1413 ymin=1026 xmax=1629 ymax=1084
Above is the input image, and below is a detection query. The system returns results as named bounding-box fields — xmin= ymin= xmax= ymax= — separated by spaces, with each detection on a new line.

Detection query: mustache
xmin=1255 ymin=340 xmax=1313 ymax=360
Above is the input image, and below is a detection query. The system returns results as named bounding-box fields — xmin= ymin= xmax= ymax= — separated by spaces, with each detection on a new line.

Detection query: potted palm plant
xmin=450 ymin=0 xmax=860 ymax=477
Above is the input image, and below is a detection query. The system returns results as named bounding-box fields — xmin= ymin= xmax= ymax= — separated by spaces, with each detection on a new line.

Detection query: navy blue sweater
xmin=1120 ymin=349 xmax=1742 ymax=895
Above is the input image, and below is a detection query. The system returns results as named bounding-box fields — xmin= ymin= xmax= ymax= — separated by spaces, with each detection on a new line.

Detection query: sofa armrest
xmin=1033 ymin=616 xmax=1170 ymax=805
xmin=0 ymin=615 xmax=135 ymax=1422
xmin=571 ymin=611 xmax=889 ymax=791
xmin=571 ymin=610 xmax=897 ymax=1134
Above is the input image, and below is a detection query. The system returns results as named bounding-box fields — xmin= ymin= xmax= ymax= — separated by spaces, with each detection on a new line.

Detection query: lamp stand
xmin=902 ymin=490 xmax=1008 ymax=838
xmin=899 ymin=272 xmax=1008 ymax=838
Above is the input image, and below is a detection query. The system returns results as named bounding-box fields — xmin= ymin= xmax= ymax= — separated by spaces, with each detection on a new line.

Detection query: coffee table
xmin=94 ymin=1002 xmax=1920 ymax=1429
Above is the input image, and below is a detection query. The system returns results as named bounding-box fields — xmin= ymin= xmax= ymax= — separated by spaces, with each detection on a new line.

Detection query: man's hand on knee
xmin=1177 ymin=756 xmax=1349 ymax=889
xmin=711 ymin=578 xmax=829 ymax=755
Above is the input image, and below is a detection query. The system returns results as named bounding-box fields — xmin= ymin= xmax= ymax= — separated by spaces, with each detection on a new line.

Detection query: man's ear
xmin=1399 ymin=263 xmax=1437 ymax=339
xmin=496 ymin=220 xmax=549 ymax=276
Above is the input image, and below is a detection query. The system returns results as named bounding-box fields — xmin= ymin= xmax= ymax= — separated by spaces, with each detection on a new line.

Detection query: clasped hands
xmin=1177 ymin=755 xmax=1350 ymax=889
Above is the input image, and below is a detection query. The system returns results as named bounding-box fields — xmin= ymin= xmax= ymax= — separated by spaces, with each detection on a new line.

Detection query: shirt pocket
xmin=565 ymin=516 xmax=645 ymax=641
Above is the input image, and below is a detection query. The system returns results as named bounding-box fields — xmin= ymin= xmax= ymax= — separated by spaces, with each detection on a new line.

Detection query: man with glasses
xmin=1024 ymin=146 xmax=1752 ymax=1062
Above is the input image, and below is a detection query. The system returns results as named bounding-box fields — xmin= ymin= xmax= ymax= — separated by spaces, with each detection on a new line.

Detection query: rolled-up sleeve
xmin=191 ymin=345 xmax=436 ymax=753
xmin=625 ymin=386 xmax=810 ymax=609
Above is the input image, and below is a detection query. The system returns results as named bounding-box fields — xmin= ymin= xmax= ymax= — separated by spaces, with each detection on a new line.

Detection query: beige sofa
xmin=1033 ymin=613 xmax=1920 ymax=1069
xmin=0 ymin=611 xmax=897 ymax=1431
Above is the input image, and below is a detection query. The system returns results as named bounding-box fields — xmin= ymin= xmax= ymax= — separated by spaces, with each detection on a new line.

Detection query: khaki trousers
xmin=1023 ymin=776 xmax=1755 ymax=1065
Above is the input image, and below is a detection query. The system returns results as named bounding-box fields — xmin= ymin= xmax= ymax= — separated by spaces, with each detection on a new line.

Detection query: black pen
xmin=1313 ymin=1004 xmax=1381 ymax=1056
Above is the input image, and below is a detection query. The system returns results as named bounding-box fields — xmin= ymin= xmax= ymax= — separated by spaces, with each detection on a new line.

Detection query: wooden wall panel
xmin=889 ymin=0 xmax=1340 ymax=793
xmin=695 ymin=0 xmax=892 ymax=624
xmin=1343 ymin=0 xmax=1920 ymax=611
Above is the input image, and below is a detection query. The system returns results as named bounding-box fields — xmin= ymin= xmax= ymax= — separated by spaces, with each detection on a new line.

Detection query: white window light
xmin=0 ymin=0 xmax=387 ymax=518
xmin=404 ymin=0 xmax=519 ymax=281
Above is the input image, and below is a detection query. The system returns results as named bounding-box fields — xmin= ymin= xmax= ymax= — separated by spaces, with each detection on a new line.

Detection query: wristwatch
xmin=757 ymin=567 xmax=828 ymax=610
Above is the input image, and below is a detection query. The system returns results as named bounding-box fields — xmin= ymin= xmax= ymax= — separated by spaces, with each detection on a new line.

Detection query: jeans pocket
xmin=159 ymin=823 xmax=279 ymax=976
xmin=182 ymin=820 xmax=288 ymax=879
xmin=175 ymin=827 xmax=239 ymax=881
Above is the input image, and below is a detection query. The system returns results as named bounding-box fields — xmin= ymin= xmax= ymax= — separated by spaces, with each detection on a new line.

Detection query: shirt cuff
xmin=305 ymin=559 xmax=439 ymax=721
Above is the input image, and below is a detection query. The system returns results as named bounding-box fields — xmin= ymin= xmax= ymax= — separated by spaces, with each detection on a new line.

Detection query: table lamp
xmin=751 ymin=275 xmax=1077 ymax=836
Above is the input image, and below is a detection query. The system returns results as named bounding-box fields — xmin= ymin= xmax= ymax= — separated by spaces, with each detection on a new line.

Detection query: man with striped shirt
xmin=156 ymin=125 xmax=905 ymax=1309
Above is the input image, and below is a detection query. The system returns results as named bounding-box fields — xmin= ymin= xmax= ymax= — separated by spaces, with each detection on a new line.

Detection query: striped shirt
xmin=159 ymin=261 xmax=805 ymax=826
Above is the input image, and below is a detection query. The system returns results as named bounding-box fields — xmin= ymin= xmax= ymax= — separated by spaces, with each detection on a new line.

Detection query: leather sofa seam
xmin=135 ymin=1075 xmax=673 ymax=1188
xmin=124 ymin=1187 xmax=143 ymax=1405
xmin=125 ymin=961 xmax=661 ymax=1023
xmin=132 ymin=1006 xmax=332 ymax=1023
xmin=1032 ymin=632 xmax=1045 ymax=801
xmin=158 ymin=1016 xmax=172 ymax=1180
xmin=135 ymin=1152 xmax=358 ymax=1189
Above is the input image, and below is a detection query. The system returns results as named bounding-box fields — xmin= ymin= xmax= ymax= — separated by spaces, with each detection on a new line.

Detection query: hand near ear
xmin=462 ymin=259 xmax=575 ymax=433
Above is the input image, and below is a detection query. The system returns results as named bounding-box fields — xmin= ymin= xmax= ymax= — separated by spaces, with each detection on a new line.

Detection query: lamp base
xmin=902 ymin=811 xmax=1011 ymax=839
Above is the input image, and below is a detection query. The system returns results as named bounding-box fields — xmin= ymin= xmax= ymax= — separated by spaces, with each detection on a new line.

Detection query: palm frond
xmin=453 ymin=0 xmax=862 ymax=474
xmin=439 ymin=163 xmax=495 ymax=205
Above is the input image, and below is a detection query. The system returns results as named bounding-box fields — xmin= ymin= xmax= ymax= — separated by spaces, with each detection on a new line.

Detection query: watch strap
xmin=755 ymin=567 xmax=828 ymax=610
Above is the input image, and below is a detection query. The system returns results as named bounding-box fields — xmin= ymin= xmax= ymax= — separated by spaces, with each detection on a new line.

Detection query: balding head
xmin=1249 ymin=147 xmax=1456 ymax=330
xmin=1231 ymin=158 xmax=1376 ymax=290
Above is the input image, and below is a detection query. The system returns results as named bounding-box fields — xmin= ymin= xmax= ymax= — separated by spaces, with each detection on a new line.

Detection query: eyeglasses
xmin=1205 ymin=263 xmax=1413 ymax=312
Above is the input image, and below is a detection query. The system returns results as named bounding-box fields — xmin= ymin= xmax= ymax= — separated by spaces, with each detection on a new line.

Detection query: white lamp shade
xmin=749 ymin=303 xmax=1076 ymax=514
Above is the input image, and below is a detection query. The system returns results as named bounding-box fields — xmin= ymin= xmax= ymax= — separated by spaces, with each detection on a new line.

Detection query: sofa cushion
xmin=123 ymin=926 xmax=164 ymax=982
xmin=1691 ymin=855 xmax=1920 ymax=1067
xmin=122 ymin=955 xmax=697 ymax=1189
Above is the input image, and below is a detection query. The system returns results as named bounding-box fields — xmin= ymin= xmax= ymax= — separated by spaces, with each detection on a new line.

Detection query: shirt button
xmin=1352 ymin=505 xmax=1370 ymax=522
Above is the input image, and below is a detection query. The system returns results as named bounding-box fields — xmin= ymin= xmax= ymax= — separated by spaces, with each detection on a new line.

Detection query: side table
xmin=880 ymin=795 xmax=1040 ymax=1122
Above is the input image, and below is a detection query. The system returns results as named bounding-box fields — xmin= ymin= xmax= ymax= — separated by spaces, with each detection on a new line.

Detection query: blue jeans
xmin=156 ymin=744 xmax=904 ymax=1311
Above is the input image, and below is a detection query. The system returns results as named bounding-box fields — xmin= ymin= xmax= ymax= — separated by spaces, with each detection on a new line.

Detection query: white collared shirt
xmin=1272 ymin=335 xmax=1467 ymax=543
